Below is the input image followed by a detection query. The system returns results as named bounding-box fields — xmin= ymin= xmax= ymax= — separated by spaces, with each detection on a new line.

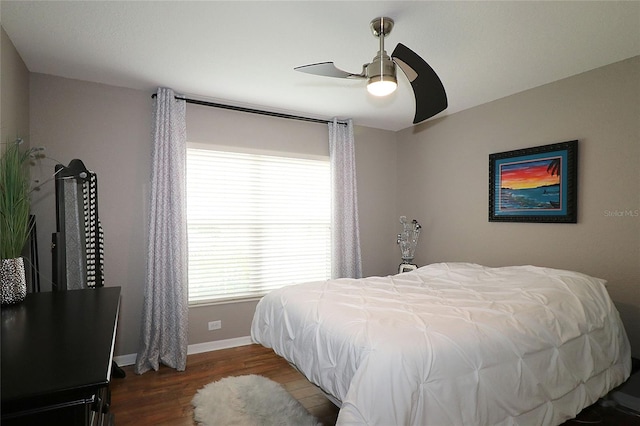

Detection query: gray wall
xmin=397 ymin=56 xmax=640 ymax=357
xmin=27 ymin=74 xmax=399 ymax=355
xmin=29 ymin=74 xmax=152 ymax=357
xmin=1 ymin=27 xmax=29 ymax=149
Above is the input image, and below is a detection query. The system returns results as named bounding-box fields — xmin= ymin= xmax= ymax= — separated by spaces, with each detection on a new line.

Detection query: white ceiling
xmin=2 ymin=1 xmax=639 ymax=131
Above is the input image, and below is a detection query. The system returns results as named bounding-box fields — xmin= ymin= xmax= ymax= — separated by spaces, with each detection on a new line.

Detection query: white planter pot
xmin=1 ymin=257 xmax=27 ymax=304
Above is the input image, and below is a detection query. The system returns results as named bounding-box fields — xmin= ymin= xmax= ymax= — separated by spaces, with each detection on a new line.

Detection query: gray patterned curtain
xmin=328 ymin=118 xmax=362 ymax=279
xmin=135 ymin=88 xmax=189 ymax=374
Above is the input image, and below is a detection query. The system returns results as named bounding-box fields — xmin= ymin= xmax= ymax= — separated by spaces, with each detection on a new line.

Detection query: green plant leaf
xmin=0 ymin=140 xmax=33 ymax=259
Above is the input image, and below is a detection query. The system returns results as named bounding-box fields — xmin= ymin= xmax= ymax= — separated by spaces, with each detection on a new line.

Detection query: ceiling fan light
xmin=367 ymin=78 xmax=398 ymax=96
xmin=366 ymin=48 xmax=397 ymax=97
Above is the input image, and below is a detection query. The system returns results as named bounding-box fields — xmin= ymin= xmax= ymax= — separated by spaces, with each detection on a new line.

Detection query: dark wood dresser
xmin=1 ymin=286 xmax=121 ymax=425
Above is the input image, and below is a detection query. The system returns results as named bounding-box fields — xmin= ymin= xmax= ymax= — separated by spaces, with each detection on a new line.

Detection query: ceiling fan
xmin=295 ymin=17 xmax=448 ymax=124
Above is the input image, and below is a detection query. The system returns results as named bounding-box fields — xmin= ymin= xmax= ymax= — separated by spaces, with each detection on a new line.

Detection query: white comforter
xmin=251 ymin=263 xmax=630 ymax=426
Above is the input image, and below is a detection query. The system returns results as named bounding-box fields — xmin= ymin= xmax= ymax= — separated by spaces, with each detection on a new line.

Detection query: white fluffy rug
xmin=192 ymin=374 xmax=322 ymax=426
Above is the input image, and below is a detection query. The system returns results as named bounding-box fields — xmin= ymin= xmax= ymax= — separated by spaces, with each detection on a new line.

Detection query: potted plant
xmin=0 ymin=138 xmax=32 ymax=304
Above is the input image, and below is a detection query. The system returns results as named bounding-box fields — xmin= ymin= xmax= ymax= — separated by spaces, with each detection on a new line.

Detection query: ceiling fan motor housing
xmin=366 ymin=51 xmax=396 ymax=83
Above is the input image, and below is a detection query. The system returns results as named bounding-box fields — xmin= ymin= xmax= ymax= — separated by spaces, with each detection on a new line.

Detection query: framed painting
xmin=489 ymin=140 xmax=578 ymax=223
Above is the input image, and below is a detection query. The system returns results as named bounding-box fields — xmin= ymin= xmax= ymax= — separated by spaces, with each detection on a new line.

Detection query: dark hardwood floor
xmin=110 ymin=344 xmax=639 ymax=425
xmin=110 ymin=344 xmax=339 ymax=425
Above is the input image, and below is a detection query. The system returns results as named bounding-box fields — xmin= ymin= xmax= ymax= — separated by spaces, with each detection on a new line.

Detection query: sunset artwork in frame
xmin=489 ymin=140 xmax=578 ymax=223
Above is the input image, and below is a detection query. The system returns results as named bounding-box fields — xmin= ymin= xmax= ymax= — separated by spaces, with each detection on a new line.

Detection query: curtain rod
xmin=151 ymin=94 xmax=347 ymax=126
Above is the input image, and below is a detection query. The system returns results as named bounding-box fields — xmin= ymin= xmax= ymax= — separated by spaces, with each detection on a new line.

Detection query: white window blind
xmin=186 ymin=146 xmax=331 ymax=304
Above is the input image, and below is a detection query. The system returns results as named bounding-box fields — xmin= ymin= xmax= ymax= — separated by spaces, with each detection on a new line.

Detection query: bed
xmin=251 ymin=262 xmax=631 ymax=426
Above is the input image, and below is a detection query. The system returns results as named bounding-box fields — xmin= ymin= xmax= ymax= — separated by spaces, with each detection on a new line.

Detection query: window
xmin=186 ymin=145 xmax=331 ymax=304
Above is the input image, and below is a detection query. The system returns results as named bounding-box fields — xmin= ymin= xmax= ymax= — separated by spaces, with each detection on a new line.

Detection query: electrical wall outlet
xmin=208 ymin=320 xmax=222 ymax=331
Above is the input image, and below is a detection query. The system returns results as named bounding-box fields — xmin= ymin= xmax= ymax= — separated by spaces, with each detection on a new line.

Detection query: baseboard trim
xmin=188 ymin=336 xmax=254 ymax=355
xmin=113 ymin=353 xmax=137 ymax=367
xmin=113 ymin=336 xmax=254 ymax=367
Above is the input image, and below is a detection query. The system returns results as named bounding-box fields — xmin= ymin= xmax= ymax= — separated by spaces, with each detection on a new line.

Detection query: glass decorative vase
xmin=397 ymin=216 xmax=421 ymax=270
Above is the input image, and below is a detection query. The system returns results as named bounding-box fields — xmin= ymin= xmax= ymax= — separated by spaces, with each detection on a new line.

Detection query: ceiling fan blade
xmin=294 ymin=62 xmax=364 ymax=79
xmin=391 ymin=43 xmax=448 ymax=124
